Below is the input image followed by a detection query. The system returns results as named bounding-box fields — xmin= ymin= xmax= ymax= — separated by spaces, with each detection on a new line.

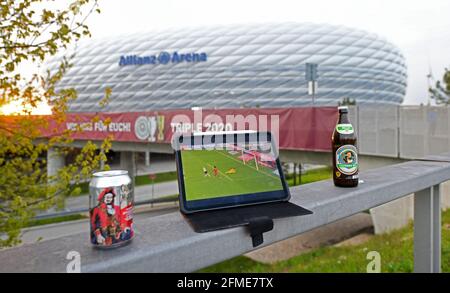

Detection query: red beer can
xmin=89 ymin=170 xmax=134 ymax=248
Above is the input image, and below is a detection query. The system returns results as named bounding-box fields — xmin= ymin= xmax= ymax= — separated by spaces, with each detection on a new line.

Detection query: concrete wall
xmin=120 ymin=151 xmax=136 ymax=186
xmin=47 ymin=147 xmax=65 ymax=179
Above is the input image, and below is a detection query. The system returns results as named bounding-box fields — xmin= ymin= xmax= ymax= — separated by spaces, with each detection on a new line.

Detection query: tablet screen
xmin=175 ymin=132 xmax=290 ymax=212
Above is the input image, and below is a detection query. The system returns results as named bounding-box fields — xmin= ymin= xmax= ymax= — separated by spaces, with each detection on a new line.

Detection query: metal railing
xmin=0 ymin=156 xmax=449 ymax=273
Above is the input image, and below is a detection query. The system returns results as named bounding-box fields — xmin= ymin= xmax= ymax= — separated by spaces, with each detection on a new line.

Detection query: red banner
xmin=42 ymin=107 xmax=338 ymax=152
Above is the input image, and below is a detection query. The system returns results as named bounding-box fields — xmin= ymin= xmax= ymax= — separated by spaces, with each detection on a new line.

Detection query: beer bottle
xmin=332 ymin=106 xmax=358 ymax=187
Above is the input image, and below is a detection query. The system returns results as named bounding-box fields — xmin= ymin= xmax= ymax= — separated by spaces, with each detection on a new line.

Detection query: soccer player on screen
xmin=203 ymin=167 xmax=210 ymax=177
xmin=213 ymin=166 xmax=219 ymax=177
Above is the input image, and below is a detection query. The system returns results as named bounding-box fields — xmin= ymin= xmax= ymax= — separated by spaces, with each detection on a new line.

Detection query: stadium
xmin=41 ymin=22 xmax=410 ymax=193
xmin=47 ymin=22 xmax=408 ymax=112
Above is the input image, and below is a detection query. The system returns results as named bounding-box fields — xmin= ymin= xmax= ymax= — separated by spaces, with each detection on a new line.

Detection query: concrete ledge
xmin=245 ymin=213 xmax=372 ymax=263
xmin=0 ymin=160 xmax=450 ymax=272
xmin=370 ymin=195 xmax=414 ymax=234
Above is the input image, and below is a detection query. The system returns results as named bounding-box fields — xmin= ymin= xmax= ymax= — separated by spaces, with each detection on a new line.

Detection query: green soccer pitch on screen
xmin=180 ymin=142 xmax=284 ymax=201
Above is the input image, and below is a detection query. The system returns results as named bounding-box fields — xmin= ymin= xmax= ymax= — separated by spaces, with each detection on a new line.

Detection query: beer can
xmin=89 ymin=170 xmax=134 ymax=248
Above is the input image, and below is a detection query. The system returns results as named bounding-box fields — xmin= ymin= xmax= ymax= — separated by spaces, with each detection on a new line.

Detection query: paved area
xmin=42 ymin=160 xmax=326 ymax=215
xmin=135 ymin=159 xmax=176 ymax=175
xmin=285 ymin=163 xmax=328 ymax=173
xmin=20 ymin=205 xmax=178 ymax=245
xmin=334 ymin=233 xmax=373 ymax=247
xmin=107 ymin=155 xmax=176 ymax=176
xmin=43 ymin=162 xmax=326 ymax=215
xmin=41 ymin=180 xmax=179 ymax=215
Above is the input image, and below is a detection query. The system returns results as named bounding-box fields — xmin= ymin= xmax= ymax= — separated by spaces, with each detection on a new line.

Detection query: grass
xmin=135 ymin=171 xmax=177 ymax=186
xmin=158 ymin=194 xmax=179 ymax=201
xmin=199 ymin=208 xmax=450 ymax=273
xmin=286 ymin=166 xmax=332 ymax=187
xmin=139 ymin=193 xmax=179 ymax=203
xmin=182 ymin=150 xmax=283 ymax=201
xmin=72 ymin=171 xmax=178 ymax=196
xmin=25 ymin=214 xmax=87 ymax=228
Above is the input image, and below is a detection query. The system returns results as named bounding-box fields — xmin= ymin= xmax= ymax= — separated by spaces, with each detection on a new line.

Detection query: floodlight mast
xmin=305 ymin=63 xmax=318 ymax=106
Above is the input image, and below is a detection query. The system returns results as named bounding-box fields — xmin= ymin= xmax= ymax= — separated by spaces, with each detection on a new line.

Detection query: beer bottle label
xmin=336 ymin=145 xmax=358 ymax=175
xmin=336 ymin=123 xmax=354 ymax=134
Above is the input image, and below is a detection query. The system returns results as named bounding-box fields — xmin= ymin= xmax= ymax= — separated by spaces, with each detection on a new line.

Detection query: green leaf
xmin=5 ymin=62 xmax=15 ymax=72
xmin=0 ymin=0 xmax=109 ymax=247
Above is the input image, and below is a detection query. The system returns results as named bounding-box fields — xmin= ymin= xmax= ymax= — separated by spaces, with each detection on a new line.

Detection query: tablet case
xmin=183 ymin=201 xmax=312 ymax=247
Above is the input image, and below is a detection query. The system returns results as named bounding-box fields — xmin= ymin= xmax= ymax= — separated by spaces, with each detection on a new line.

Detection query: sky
xmin=74 ymin=0 xmax=450 ymax=104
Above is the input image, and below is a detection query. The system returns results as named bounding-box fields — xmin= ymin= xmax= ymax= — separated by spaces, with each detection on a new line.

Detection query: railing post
xmin=432 ymin=185 xmax=441 ymax=273
xmin=414 ymin=185 xmax=441 ymax=273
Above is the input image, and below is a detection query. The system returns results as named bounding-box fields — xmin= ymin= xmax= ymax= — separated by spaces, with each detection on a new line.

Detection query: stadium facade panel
xmin=47 ymin=23 xmax=407 ymax=112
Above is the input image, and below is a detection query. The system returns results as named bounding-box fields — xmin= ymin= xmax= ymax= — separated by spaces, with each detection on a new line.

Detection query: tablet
xmin=174 ymin=131 xmax=291 ymax=213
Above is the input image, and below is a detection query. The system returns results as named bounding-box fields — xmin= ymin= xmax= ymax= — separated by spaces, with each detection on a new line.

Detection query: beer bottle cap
xmin=338 ymin=106 xmax=348 ymax=113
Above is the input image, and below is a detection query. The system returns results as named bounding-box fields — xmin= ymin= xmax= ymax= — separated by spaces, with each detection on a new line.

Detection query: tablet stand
xmin=183 ymin=201 xmax=312 ymax=247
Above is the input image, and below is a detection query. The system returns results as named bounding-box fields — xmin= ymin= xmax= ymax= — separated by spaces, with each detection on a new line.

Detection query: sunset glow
xmin=0 ymin=99 xmax=52 ymax=115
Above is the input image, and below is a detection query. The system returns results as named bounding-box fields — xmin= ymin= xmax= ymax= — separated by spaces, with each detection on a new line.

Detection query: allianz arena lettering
xmin=119 ymin=51 xmax=207 ymax=66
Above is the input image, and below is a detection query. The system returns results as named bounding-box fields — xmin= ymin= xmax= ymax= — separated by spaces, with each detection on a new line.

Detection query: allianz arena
xmin=48 ymin=23 xmax=407 ymax=112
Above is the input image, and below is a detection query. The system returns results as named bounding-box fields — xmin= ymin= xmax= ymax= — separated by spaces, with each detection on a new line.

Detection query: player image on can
xmin=89 ymin=170 xmax=134 ymax=248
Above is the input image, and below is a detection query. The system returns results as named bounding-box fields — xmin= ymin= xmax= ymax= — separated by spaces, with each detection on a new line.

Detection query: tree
xmin=0 ymin=0 xmax=111 ymax=247
xmin=338 ymin=97 xmax=356 ymax=106
xmin=429 ymin=67 xmax=450 ymax=105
